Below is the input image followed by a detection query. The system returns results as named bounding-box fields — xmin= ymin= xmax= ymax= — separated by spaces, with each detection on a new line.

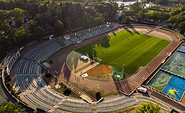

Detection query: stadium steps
xmin=57 ymin=104 xmax=92 ymax=113
xmin=15 ymin=74 xmax=25 ymax=92
xmin=100 ymin=95 xmax=127 ymax=104
xmin=32 ymin=91 xmax=59 ymax=105
xmin=16 ymin=59 xmax=25 ymax=73
xmin=24 ymin=94 xmax=50 ymax=111
xmin=31 ymin=92 xmax=55 ymax=107
xmin=97 ymin=99 xmax=138 ymax=112
xmin=43 ymin=88 xmax=64 ymax=100
xmin=98 ymin=97 xmax=136 ymax=108
xmin=62 ymin=101 xmax=91 ymax=108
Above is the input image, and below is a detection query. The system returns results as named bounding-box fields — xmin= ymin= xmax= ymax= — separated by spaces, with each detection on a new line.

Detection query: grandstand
xmin=6 ymin=24 xmax=140 ymax=112
xmin=1 ymin=24 xmax=183 ymax=112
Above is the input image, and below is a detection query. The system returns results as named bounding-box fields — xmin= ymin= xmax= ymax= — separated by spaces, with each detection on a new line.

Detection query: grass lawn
xmin=75 ymin=30 xmax=171 ymax=75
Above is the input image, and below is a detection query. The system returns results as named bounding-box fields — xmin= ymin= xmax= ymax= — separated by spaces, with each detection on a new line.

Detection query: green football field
xmin=75 ymin=30 xmax=171 ymax=75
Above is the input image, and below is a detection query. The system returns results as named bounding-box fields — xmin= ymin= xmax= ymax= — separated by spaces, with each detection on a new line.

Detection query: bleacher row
xmin=13 ymin=24 xmax=138 ymax=112
xmin=16 ymin=59 xmax=41 ymax=74
xmin=15 ymin=74 xmax=46 ymax=92
xmin=59 ymin=24 xmax=118 ymax=46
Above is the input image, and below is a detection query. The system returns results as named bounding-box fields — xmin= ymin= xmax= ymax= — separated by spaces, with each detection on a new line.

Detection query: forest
xmin=0 ymin=0 xmax=118 ymax=59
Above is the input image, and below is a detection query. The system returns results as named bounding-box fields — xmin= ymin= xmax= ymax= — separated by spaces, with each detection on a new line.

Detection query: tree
xmin=0 ymin=35 xmax=11 ymax=50
xmin=93 ymin=12 xmax=105 ymax=26
xmin=0 ymin=102 xmax=25 ymax=113
xmin=130 ymin=2 xmax=141 ymax=13
xmin=10 ymin=8 xmax=27 ymax=27
xmin=136 ymin=102 xmax=160 ymax=113
xmin=14 ymin=26 xmax=27 ymax=43
xmin=136 ymin=9 xmax=147 ymax=21
xmin=0 ymin=19 xmax=10 ymax=32
xmin=178 ymin=22 xmax=185 ymax=34
xmin=54 ymin=19 xmax=64 ymax=35
xmin=120 ymin=3 xmax=124 ymax=10
xmin=33 ymin=26 xmax=45 ymax=40
xmin=28 ymin=19 xmax=38 ymax=32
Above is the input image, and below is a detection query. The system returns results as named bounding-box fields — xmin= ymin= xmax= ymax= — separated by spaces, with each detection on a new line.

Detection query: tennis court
xmin=148 ymin=46 xmax=185 ymax=101
xmin=162 ymin=75 xmax=185 ymax=101
xmin=148 ymin=71 xmax=172 ymax=91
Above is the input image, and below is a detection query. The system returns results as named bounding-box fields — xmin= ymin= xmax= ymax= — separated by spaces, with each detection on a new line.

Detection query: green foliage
xmin=14 ymin=26 xmax=27 ymax=43
xmin=5 ymin=75 xmax=20 ymax=99
xmin=63 ymin=88 xmax=72 ymax=96
xmin=0 ymin=0 xmax=119 ymax=56
xmin=0 ymin=0 xmax=118 ymax=30
xmin=135 ymin=9 xmax=170 ymax=22
xmin=28 ymin=20 xmax=38 ymax=32
xmin=54 ymin=20 xmax=64 ymax=35
xmin=0 ymin=102 xmax=25 ymax=113
xmin=10 ymin=8 xmax=27 ymax=27
xmin=118 ymin=13 xmax=130 ymax=24
xmin=33 ymin=26 xmax=45 ymax=40
xmin=94 ymin=13 xmax=105 ymax=26
xmin=0 ymin=8 xmax=28 ymax=55
xmin=136 ymin=9 xmax=147 ymax=21
xmin=178 ymin=22 xmax=185 ymax=34
xmin=130 ymin=2 xmax=142 ymax=13
xmin=145 ymin=0 xmax=185 ymax=5
xmin=167 ymin=6 xmax=185 ymax=27
xmin=136 ymin=102 xmax=160 ymax=113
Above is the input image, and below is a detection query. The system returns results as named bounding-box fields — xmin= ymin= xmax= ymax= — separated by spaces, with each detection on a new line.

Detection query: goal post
xmin=112 ymin=65 xmax=117 ymax=78
xmin=112 ymin=65 xmax=124 ymax=81
xmin=121 ymin=64 xmax=125 ymax=78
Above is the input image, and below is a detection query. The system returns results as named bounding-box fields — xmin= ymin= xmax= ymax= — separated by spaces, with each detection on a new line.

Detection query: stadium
xmin=1 ymin=24 xmax=185 ymax=112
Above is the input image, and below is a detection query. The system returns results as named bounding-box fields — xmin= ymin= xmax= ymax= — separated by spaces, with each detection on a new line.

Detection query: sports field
xmin=75 ymin=30 xmax=171 ymax=75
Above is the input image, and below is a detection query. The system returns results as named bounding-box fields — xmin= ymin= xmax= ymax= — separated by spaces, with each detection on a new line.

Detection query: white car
xmin=137 ymin=87 xmax=147 ymax=93
xmin=80 ymin=55 xmax=88 ymax=61
xmin=49 ymin=35 xmax=54 ymax=40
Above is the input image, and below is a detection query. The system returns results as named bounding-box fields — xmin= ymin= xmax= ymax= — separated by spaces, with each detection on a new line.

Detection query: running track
xmin=58 ymin=25 xmax=182 ymax=97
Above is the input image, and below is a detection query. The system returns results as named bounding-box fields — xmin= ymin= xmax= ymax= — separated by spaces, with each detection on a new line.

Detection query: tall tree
xmin=54 ymin=19 xmax=64 ymax=35
xmin=33 ymin=26 xmax=45 ymax=40
xmin=28 ymin=19 xmax=38 ymax=32
xmin=178 ymin=22 xmax=185 ymax=34
xmin=10 ymin=8 xmax=27 ymax=27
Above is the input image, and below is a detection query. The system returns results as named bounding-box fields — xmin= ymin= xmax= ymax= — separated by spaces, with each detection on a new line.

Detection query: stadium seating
xmin=11 ymin=24 xmax=140 ymax=112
